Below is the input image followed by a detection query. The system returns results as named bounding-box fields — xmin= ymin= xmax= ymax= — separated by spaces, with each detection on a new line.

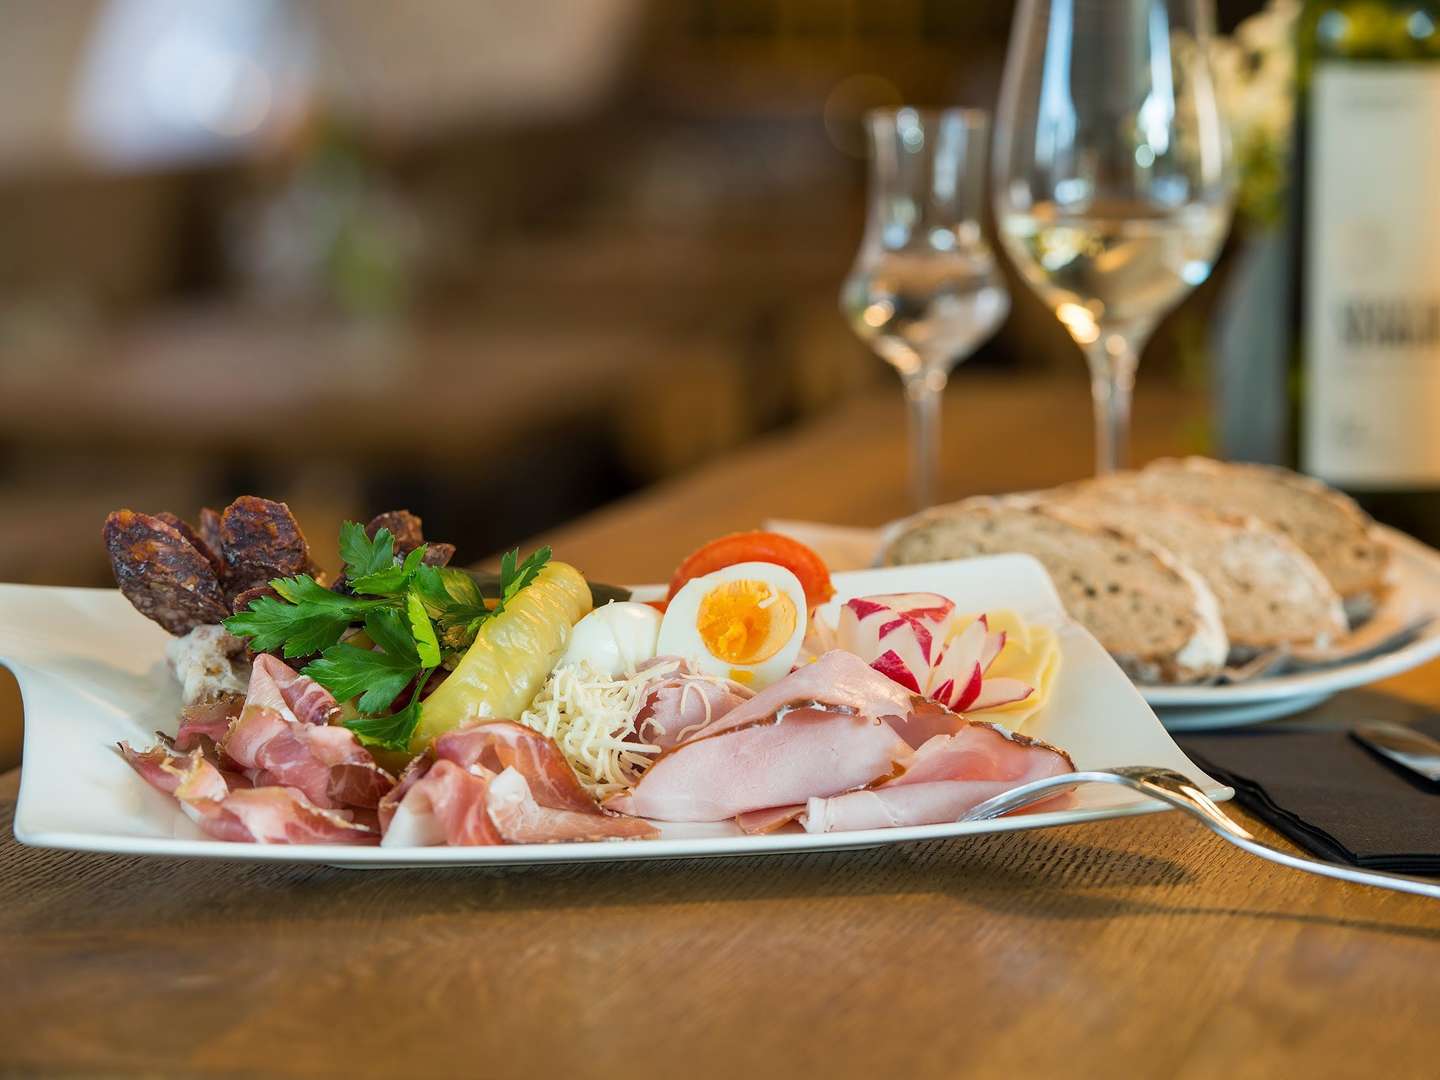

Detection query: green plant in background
xmin=1211 ymin=0 xmax=1302 ymax=229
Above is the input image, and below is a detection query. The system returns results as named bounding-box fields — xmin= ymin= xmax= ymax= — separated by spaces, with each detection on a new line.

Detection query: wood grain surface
xmin=4 ymin=376 xmax=1438 ymax=1079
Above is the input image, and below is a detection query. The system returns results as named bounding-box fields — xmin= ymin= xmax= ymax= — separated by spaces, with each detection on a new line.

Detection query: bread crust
xmin=883 ymin=498 xmax=1228 ymax=683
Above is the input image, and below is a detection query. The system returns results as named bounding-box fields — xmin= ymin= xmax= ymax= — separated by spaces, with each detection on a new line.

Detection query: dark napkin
xmin=1177 ymin=714 xmax=1440 ymax=875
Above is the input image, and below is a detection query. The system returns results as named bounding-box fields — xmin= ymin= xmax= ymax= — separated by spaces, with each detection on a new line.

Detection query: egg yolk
xmin=695 ymin=580 xmax=797 ymax=665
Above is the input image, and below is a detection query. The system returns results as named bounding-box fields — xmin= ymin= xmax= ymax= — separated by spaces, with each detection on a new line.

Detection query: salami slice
xmin=154 ymin=511 xmax=224 ymax=578
xmin=421 ymin=542 xmax=456 ymax=567
xmin=198 ymin=507 xmax=224 ymax=566
xmin=104 ymin=510 xmax=230 ymax=635
xmin=220 ymin=496 xmax=312 ymax=595
xmin=365 ymin=510 xmax=426 ymax=554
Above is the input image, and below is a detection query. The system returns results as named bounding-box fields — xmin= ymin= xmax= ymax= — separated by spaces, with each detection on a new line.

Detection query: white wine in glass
xmin=993 ymin=0 xmax=1234 ymax=473
xmin=841 ymin=108 xmax=1010 ymax=511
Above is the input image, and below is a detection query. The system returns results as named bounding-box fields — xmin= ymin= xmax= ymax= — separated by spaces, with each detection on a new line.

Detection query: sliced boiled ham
xmin=799 ymin=722 xmax=1074 ymax=833
xmin=606 ymin=652 xmax=921 ymax=822
xmin=634 ymin=659 xmax=754 ymax=750
xmin=606 ymin=706 xmax=912 ymax=822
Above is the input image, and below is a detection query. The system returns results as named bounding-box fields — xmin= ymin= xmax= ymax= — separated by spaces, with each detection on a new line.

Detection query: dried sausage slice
xmin=219 ymin=496 xmax=312 ymax=595
xmin=104 ymin=510 xmax=230 ymax=635
xmin=198 ymin=508 xmax=225 ymax=567
xmin=365 ymin=510 xmax=426 ymax=554
xmin=154 ymin=511 xmax=224 ymax=577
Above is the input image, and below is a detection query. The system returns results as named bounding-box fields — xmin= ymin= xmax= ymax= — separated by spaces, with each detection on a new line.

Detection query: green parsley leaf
xmin=349 ymin=543 xmax=427 ymax=597
xmin=406 ymin=592 xmax=442 ymax=668
xmin=339 ymin=521 xmax=395 ymax=581
xmin=412 ymin=565 xmax=491 ymax=647
xmin=303 ymin=642 xmax=417 ymax=714
xmin=363 ymin=606 xmax=420 ymax=664
xmin=224 ymin=577 xmax=377 ymax=657
xmin=501 ymin=545 xmax=551 ymax=605
xmin=303 ymin=607 xmax=426 ymax=714
xmin=344 ymin=686 xmax=425 ymax=752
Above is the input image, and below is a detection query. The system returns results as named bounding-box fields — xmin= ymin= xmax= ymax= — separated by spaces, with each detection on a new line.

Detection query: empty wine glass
xmin=841 ymin=108 xmax=1010 ymax=511
xmin=993 ymin=0 xmax=1234 ymax=473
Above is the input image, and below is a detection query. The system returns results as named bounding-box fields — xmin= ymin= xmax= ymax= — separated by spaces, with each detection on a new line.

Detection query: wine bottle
xmin=1298 ymin=0 xmax=1440 ymax=541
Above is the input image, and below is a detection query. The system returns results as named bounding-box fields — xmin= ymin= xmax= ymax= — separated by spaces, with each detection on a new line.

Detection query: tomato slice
xmin=664 ymin=531 xmax=835 ymax=611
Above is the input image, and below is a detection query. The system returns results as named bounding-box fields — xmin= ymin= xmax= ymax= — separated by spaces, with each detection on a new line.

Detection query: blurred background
xmin=0 ymin=0 xmax=1274 ymax=581
xmin=0 ymin=0 xmax=1272 ymax=763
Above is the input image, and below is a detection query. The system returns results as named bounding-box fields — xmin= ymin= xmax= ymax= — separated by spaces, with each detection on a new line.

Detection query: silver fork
xmin=961 ymin=766 xmax=1440 ymax=900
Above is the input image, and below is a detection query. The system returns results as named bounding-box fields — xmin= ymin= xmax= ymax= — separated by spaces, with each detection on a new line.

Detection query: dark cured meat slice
xmin=365 ymin=510 xmax=425 ymax=553
xmin=230 ymin=583 xmax=280 ymax=615
xmin=422 ymin=543 xmax=455 ymax=567
xmin=104 ymin=510 xmax=230 ymax=635
xmin=154 ymin=511 xmax=224 ymax=578
xmin=198 ymin=508 xmax=225 ymax=567
xmin=220 ymin=496 xmax=312 ymax=596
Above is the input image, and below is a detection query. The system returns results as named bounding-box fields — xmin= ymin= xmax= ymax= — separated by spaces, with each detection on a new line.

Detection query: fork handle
xmin=1214 ymin=831 xmax=1440 ymax=900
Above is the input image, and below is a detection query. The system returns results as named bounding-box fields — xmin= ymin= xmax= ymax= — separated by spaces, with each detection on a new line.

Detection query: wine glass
xmin=841 ymin=108 xmax=1010 ymax=511
xmin=993 ymin=0 xmax=1234 ymax=473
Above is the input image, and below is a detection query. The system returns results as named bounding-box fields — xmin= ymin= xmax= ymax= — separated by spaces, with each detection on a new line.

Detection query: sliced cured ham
xmin=800 ymin=780 xmax=1032 ymax=833
xmin=634 ymin=660 xmax=754 ymax=749
xmin=485 ymin=767 xmax=658 ymax=843
xmin=606 ymin=705 xmax=912 ymax=822
xmin=173 ymin=694 xmax=244 ymax=752
xmin=117 ymin=742 xmax=376 ymax=844
xmin=687 ymin=650 xmax=914 ymax=741
xmin=380 ymin=759 xmax=501 ymax=847
xmin=379 ymin=757 xmax=658 ymax=846
xmin=223 ymin=654 xmax=394 ymax=809
xmin=734 ymin=805 xmax=805 ymax=834
xmin=435 ymin=720 xmax=596 ymax=813
xmin=799 ymin=722 xmax=1073 ymax=833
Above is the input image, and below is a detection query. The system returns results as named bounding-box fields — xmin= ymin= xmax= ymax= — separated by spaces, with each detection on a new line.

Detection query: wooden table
xmin=3 ymin=376 xmax=1438 ymax=1078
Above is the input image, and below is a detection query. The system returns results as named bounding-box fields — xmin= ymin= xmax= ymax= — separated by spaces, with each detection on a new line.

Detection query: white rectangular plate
xmin=2 ymin=555 xmax=1227 ymax=866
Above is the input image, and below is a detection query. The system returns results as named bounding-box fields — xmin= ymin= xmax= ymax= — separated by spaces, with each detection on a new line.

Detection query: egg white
xmin=656 ymin=562 xmax=808 ymax=688
xmin=559 ymin=601 xmax=662 ymax=678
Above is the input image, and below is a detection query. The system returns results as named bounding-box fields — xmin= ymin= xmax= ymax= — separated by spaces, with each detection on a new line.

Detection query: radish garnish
xmin=836 ymin=597 xmax=1036 ymax=715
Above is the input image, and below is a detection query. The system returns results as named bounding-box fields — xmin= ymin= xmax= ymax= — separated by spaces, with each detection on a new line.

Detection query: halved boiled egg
xmin=657 ymin=562 xmax=808 ymax=688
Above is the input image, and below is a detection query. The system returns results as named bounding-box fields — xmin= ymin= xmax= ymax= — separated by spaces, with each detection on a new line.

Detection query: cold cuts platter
xmin=4 ymin=503 xmax=1225 ymax=866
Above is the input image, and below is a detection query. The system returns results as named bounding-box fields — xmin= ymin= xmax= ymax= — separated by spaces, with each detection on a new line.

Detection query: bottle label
xmin=1304 ymin=64 xmax=1440 ymax=488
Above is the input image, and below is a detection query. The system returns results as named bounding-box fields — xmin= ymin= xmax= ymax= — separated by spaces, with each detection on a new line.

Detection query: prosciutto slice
xmin=799 ymin=722 xmax=1074 ymax=833
xmin=222 ymin=654 xmax=394 ymax=809
xmin=485 ymin=767 xmax=658 ymax=843
xmin=380 ymin=757 xmax=659 ymax=847
xmin=117 ymin=743 xmax=376 ymax=844
xmin=380 ymin=759 xmax=501 ymax=847
xmin=173 ymin=694 xmax=244 ymax=752
xmin=435 ymin=720 xmax=596 ymax=813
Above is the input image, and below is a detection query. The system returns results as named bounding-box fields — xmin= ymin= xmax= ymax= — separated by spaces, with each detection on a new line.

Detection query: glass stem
xmin=902 ymin=368 xmax=947 ymax=511
xmin=1084 ymin=335 xmax=1139 ymax=475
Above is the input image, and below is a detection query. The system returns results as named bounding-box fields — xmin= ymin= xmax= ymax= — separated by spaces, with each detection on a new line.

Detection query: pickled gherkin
xmin=409 ymin=561 xmax=591 ymax=754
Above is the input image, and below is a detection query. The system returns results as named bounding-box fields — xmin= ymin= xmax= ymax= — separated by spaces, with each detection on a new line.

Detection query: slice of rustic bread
xmin=1092 ymin=458 xmax=1389 ymax=622
xmin=882 ymin=499 xmax=1228 ymax=683
xmin=1046 ymin=491 xmax=1348 ymax=656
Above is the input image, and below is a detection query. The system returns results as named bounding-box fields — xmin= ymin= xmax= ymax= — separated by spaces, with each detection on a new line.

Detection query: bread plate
xmin=1139 ymin=526 xmax=1440 ymax=726
xmin=2 ymin=555 xmax=1226 ymax=867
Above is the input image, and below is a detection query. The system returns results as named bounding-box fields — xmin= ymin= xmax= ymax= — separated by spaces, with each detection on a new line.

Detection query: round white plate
xmin=1143 ymin=526 xmax=1440 ymax=726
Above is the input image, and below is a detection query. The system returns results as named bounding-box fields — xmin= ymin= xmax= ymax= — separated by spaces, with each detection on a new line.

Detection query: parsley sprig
xmin=224 ymin=522 xmax=550 ymax=751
